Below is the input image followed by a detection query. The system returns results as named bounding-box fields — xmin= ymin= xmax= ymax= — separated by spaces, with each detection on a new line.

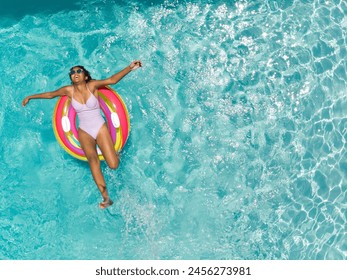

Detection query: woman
xmin=22 ymin=60 xmax=142 ymax=209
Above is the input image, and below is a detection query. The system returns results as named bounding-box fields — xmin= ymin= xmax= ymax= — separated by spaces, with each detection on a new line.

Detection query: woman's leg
xmin=96 ymin=124 xmax=120 ymax=169
xmin=78 ymin=128 xmax=113 ymax=208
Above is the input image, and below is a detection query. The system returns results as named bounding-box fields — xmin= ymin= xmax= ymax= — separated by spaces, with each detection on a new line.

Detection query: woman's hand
xmin=22 ymin=97 xmax=30 ymax=107
xmin=129 ymin=60 xmax=142 ymax=71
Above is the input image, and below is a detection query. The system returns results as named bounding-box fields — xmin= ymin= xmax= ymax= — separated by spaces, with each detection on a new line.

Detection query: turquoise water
xmin=0 ymin=0 xmax=346 ymax=260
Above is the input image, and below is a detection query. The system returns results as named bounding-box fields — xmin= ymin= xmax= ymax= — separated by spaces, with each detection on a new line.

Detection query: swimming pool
xmin=0 ymin=0 xmax=346 ymax=260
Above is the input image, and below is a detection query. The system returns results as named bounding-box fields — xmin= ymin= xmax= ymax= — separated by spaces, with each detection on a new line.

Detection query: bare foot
xmin=99 ymin=198 xmax=113 ymax=209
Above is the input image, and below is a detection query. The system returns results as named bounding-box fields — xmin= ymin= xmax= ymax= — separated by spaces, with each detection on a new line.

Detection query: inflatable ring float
xmin=52 ymin=86 xmax=130 ymax=161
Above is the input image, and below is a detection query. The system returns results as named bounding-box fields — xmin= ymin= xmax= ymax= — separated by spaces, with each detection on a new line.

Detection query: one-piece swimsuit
xmin=71 ymin=84 xmax=105 ymax=139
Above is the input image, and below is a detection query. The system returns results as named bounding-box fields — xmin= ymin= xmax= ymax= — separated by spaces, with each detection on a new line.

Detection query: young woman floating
xmin=22 ymin=60 xmax=142 ymax=209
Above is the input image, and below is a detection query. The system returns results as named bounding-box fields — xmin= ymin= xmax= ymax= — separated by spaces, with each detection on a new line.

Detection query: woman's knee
xmin=107 ymin=156 xmax=119 ymax=170
xmin=87 ymin=154 xmax=100 ymax=167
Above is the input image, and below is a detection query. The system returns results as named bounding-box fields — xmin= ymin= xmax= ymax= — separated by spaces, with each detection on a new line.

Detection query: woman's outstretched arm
xmin=22 ymin=86 xmax=70 ymax=107
xmin=91 ymin=60 xmax=142 ymax=89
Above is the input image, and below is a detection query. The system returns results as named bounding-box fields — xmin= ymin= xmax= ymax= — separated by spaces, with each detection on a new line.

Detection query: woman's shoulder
xmin=58 ymin=85 xmax=74 ymax=97
xmin=86 ymin=80 xmax=100 ymax=93
xmin=87 ymin=80 xmax=98 ymax=86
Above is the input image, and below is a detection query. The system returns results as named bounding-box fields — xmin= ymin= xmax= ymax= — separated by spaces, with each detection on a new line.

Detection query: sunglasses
xmin=69 ymin=69 xmax=84 ymax=75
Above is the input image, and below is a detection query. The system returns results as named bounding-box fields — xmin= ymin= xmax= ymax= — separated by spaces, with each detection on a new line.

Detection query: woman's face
xmin=69 ymin=67 xmax=86 ymax=83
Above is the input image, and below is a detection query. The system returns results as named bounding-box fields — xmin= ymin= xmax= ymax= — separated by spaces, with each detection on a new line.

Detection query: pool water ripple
xmin=0 ymin=0 xmax=346 ymax=259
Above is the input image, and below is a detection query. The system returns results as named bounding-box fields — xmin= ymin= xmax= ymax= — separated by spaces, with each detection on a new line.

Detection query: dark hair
xmin=69 ymin=65 xmax=93 ymax=83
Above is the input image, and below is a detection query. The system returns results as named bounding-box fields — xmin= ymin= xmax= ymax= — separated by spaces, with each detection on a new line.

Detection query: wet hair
xmin=69 ymin=65 xmax=93 ymax=83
